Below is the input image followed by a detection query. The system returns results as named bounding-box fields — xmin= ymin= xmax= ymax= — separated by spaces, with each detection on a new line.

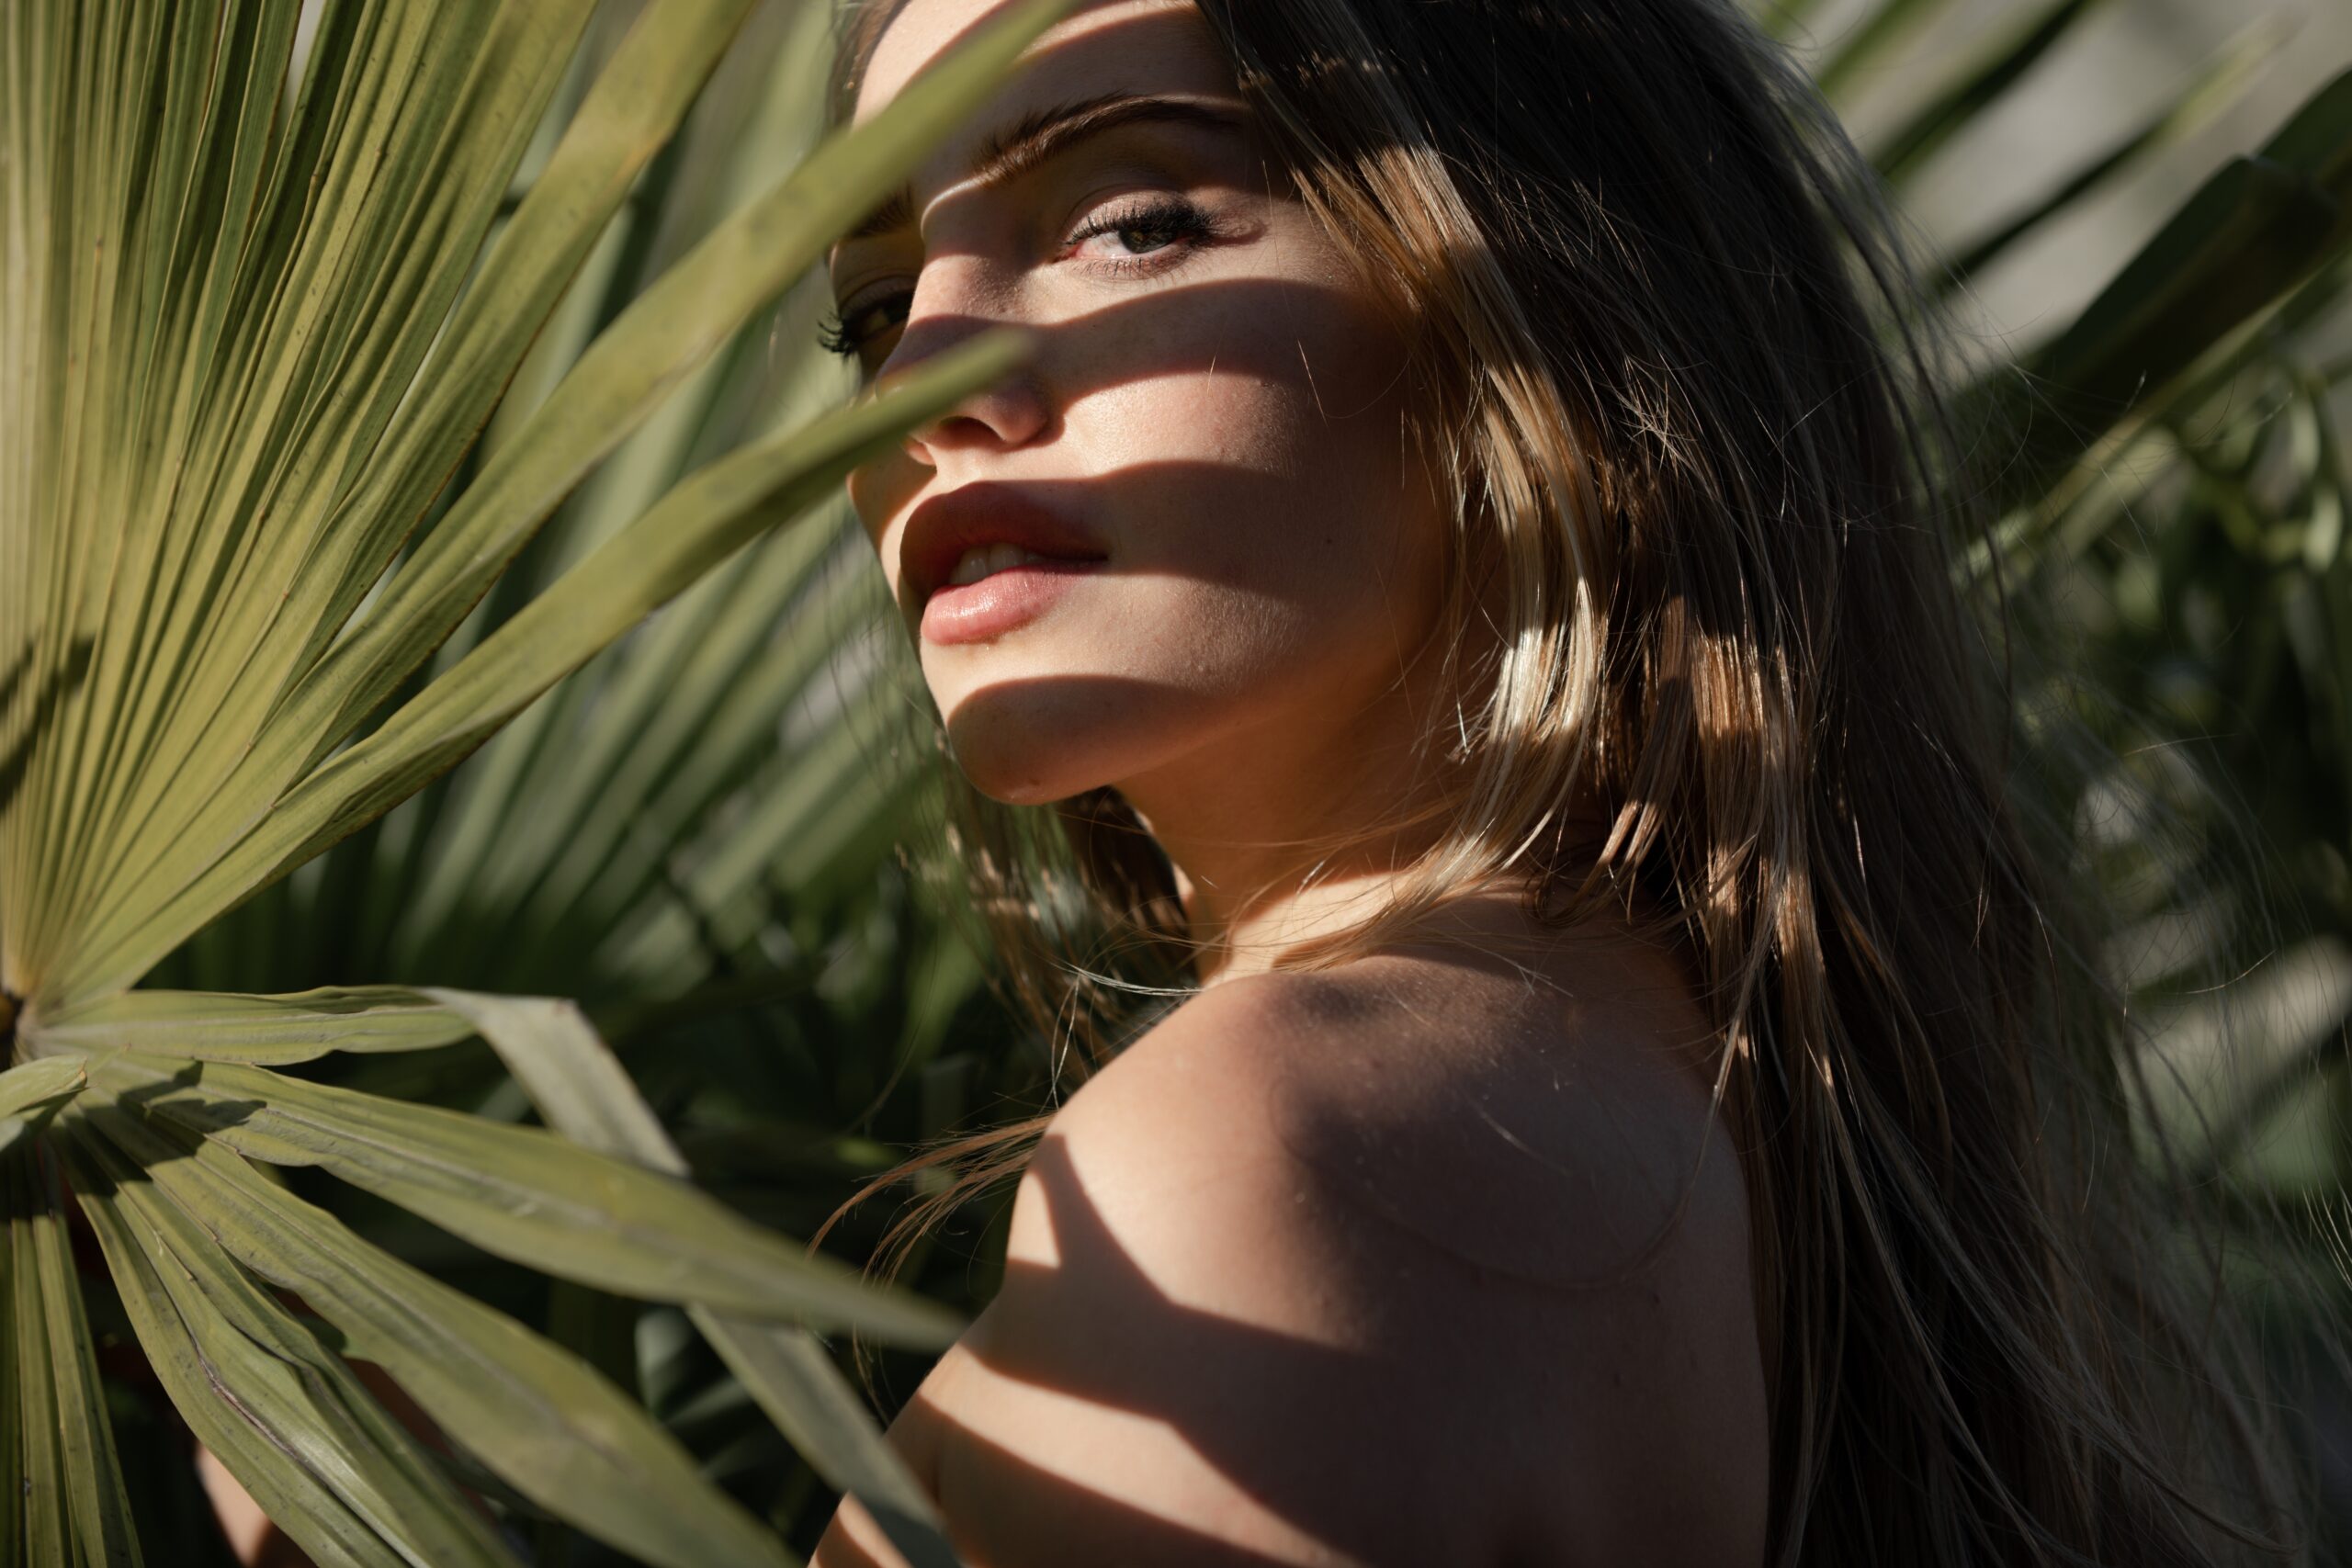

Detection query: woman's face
xmin=832 ymin=0 xmax=1452 ymax=813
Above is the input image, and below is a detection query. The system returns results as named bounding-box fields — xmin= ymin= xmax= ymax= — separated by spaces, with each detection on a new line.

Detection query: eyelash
xmin=816 ymin=195 xmax=1217 ymax=358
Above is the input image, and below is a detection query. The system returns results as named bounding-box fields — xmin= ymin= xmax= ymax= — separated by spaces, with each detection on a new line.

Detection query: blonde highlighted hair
xmin=820 ymin=1 xmax=2325 ymax=1562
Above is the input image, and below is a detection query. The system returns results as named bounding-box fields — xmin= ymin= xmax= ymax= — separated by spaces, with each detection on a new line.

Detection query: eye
xmin=814 ymin=196 xmax=1219 ymax=360
xmin=816 ymin=292 xmax=910 ymax=358
xmin=1060 ymin=196 xmax=1216 ymax=270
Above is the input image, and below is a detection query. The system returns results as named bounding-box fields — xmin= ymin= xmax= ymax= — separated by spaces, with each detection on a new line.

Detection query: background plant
xmin=0 ymin=2 xmax=1065 ymax=1564
xmin=1771 ymin=0 xmax=2352 ymax=1538
xmin=7 ymin=0 xmax=2352 ymax=1564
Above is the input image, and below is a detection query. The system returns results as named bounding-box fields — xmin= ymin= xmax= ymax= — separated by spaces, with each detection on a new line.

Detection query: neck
xmin=1111 ymin=664 xmax=1478 ymax=989
xmin=1096 ymin=575 xmax=1580 ymax=986
xmin=1163 ymin=809 xmax=1463 ymax=989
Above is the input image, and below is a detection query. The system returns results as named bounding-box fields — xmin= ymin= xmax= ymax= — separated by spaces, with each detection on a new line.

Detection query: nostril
xmin=905 ymin=413 xmax=987 ymax=468
xmin=901 ymin=368 xmax=1050 ymax=459
xmin=922 ymin=412 xmax=993 ymax=444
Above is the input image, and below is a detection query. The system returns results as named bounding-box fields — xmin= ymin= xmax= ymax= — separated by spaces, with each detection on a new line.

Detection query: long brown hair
xmin=817 ymin=1 xmax=2325 ymax=1562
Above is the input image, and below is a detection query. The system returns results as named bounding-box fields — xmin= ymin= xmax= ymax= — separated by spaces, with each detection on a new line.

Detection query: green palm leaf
xmin=441 ymin=987 xmax=962 ymax=1568
xmin=0 ymin=1055 xmax=85 ymax=1119
xmin=67 ymin=330 xmax=1023 ymax=1002
xmin=1 ymin=0 xmax=1068 ymax=1561
xmin=37 ymin=987 xmax=478 ymax=1062
xmin=1976 ymin=68 xmax=2352 ymax=515
xmin=74 ymin=1044 xmax=959 ymax=1340
xmin=75 ymin=1103 xmax=798 ymax=1568
xmin=1868 ymin=0 xmax=2109 ymax=186
xmin=1935 ymin=17 xmax=2282 ymax=289
xmin=8 ymin=1144 xmax=142 ymax=1567
xmin=62 ymin=1122 xmax=523 ymax=1568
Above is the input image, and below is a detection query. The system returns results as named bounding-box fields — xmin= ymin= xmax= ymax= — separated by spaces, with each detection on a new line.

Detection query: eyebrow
xmin=840 ymin=93 xmax=1243 ymax=244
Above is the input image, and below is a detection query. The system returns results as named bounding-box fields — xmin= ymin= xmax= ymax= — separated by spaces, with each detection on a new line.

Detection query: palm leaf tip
xmin=0 ymin=1058 xmax=85 ymax=1138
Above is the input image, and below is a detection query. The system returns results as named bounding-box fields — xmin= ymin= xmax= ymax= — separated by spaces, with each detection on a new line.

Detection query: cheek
xmin=889 ymin=261 xmax=1453 ymax=806
xmin=1087 ymin=298 xmax=1445 ymax=663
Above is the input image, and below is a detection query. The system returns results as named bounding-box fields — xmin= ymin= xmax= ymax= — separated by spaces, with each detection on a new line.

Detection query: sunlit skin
xmin=831 ymin=0 xmax=1475 ymax=976
xmin=812 ymin=4 xmax=1771 ymax=1567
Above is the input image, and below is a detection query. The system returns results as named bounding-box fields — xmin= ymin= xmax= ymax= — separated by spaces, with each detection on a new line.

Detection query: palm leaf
xmin=75 ymin=1043 xmax=960 ymax=1341
xmin=7 ymin=1148 xmax=74 ymax=1566
xmin=37 ymin=987 xmax=477 ymax=1063
xmin=439 ymin=987 xmax=962 ymax=1568
xmin=1811 ymin=0 xmax=1966 ymax=101
xmin=1936 ymin=17 xmax=2283 ymax=288
xmin=1969 ymin=68 xmax=2352 ymax=516
xmin=0 ymin=1055 xmax=85 ymax=1118
xmin=1868 ymin=0 xmax=2109 ymax=186
xmin=1 ymin=0 xmax=1069 ymax=1560
xmin=75 ymin=1101 xmax=799 ymax=1568
xmin=60 ymin=1120 xmax=521 ymax=1568
xmin=67 ymin=330 xmax=1023 ymax=1002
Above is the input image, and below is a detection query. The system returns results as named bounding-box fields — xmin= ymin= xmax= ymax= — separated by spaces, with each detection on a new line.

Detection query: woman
xmin=806 ymin=1 xmax=2317 ymax=1565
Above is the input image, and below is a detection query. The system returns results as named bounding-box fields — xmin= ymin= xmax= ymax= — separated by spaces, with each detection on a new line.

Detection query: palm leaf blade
xmin=18 ymin=0 xmax=605 ymax=984
xmin=57 ymin=1119 xmax=509 ymax=1568
xmin=1936 ymin=18 xmax=2282 ymax=289
xmin=20 ymin=1146 xmax=144 ymax=1566
xmin=437 ymin=987 xmax=963 ymax=1568
xmin=37 ymin=0 xmax=714 ymax=974
xmin=54 ymin=0 xmax=1064 ymax=1009
xmin=1870 ymin=0 xmax=2106 ymax=185
xmin=72 ymin=329 xmax=1023 ymax=1001
xmin=80 ymin=1047 xmax=962 ymax=1343
xmin=1973 ymin=68 xmax=2352 ymax=512
xmin=88 ymin=1103 xmax=797 ymax=1568
xmin=0 ymin=1055 xmax=85 ymax=1119
xmin=36 ymin=987 xmax=480 ymax=1064
xmin=6 ymin=1145 xmax=72 ymax=1566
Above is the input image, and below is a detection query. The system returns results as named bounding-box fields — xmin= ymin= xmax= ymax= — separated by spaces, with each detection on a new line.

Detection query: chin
xmin=940 ymin=695 xmax=1116 ymax=807
xmin=935 ymin=671 xmax=1195 ymax=807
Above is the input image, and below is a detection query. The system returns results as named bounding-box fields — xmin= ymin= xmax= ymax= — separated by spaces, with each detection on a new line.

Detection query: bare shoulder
xmin=835 ymin=907 xmax=1770 ymax=1568
xmin=813 ymin=904 xmax=1767 ymax=1567
xmin=854 ymin=972 xmax=1512 ymax=1567
xmin=1071 ymin=921 xmax=1769 ymax=1563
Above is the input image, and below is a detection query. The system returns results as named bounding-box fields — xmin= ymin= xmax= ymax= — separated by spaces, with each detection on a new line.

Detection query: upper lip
xmin=900 ymin=483 xmax=1109 ymax=606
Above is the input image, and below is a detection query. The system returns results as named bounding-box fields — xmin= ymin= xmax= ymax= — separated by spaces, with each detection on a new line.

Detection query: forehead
xmin=854 ymin=0 xmax=1234 ymax=126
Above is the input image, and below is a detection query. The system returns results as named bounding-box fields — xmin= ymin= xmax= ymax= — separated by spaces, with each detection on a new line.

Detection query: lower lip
xmin=921 ymin=560 xmax=1105 ymax=645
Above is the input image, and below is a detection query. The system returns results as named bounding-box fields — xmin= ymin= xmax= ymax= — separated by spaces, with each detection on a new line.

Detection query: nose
xmin=880 ymin=264 xmax=1048 ymax=467
xmin=899 ymin=358 xmax=1047 ymax=467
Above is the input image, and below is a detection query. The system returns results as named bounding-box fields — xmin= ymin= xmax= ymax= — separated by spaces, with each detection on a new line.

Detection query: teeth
xmin=944 ymin=542 xmax=1053 ymax=587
